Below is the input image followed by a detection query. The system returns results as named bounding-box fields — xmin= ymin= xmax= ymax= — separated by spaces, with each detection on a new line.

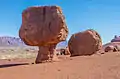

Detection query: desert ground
xmin=0 ymin=47 xmax=38 ymax=59
xmin=0 ymin=48 xmax=120 ymax=79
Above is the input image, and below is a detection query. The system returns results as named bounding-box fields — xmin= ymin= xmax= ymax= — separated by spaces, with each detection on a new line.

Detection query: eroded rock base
xmin=35 ymin=45 xmax=58 ymax=63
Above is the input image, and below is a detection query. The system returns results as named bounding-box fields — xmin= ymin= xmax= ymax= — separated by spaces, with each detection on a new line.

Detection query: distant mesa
xmin=111 ymin=35 xmax=120 ymax=42
xmin=0 ymin=36 xmax=25 ymax=47
xmin=0 ymin=36 xmax=67 ymax=48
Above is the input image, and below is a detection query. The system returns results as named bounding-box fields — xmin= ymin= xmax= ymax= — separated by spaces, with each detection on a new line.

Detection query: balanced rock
xmin=19 ymin=6 xmax=68 ymax=63
xmin=19 ymin=6 xmax=68 ymax=46
xmin=115 ymin=45 xmax=120 ymax=51
xmin=68 ymin=29 xmax=102 ymax=56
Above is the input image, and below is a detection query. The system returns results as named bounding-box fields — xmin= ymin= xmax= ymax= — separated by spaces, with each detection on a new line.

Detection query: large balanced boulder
xmin=19 ymin=6 xmax=68 ymax=46
xmin=19 ymin=6 xmax=68 ymax=63
xmin=68 ymin=29 xmax=102 ymax=56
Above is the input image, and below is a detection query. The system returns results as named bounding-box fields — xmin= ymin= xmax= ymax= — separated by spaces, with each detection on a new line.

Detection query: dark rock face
xmin=111 ymin=35 xmax=120 ymax=42
xmin=68 ymin=29 xmax=102 ymax=56
xmin=0 ymin=36 xmax=25 ymax=47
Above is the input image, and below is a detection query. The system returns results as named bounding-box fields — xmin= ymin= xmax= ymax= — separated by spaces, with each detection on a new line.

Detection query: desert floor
xmin=0 ymin=52 xmax=120 ymax=79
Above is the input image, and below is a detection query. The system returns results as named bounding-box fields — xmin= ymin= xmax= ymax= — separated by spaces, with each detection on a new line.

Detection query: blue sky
xmin=0 ymin=0 xmax=120 ymax=44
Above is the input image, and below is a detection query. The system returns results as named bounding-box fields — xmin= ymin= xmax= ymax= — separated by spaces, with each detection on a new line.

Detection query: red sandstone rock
xmin=19 ymin=6 xmax=68 ymax=63
xmin=104 ymin=45 xmax=117 ymax=52
xmin=35 ymin=45 xmax=57 ymax=63
xmin=19 ymin=6 xmax=68 ymax=46
xmin=68 ymin=29 xmax=102 ymax=56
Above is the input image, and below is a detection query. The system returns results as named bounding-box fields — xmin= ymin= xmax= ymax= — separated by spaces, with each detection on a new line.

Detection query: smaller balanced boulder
xmin=68 ymin=29 xmax=102 ymax=56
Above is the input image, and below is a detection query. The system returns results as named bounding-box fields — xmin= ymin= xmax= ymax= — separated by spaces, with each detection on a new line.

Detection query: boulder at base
xmin=68 ymin=29 xmax=102 ymax=56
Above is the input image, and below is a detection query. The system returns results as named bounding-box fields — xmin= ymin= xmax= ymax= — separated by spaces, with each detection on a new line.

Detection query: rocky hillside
xmin=111 ymin=35 xmax=120 ymax=42
xmin=0 ymin=36 xmax=25 ymax=47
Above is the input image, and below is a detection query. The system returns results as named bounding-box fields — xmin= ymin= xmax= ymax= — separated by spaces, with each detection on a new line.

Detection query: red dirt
xmin=0 ymin=53 xmax=120 ymax=79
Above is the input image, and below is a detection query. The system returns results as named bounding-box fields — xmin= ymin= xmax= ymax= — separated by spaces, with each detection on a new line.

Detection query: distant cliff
xmin=111 ymin=35 xmax=120 ymax=42
xmin=0 ymin=36 xmax=25 ymax=47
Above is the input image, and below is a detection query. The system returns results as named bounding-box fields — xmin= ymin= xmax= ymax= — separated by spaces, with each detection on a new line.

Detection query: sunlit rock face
xmin=19 ymin=6 xmax=68 ymax=46
xmin=19 ymin=6 xmax=68 ymax=63
xmin=68 ymin=29 xmax=102 ymax=57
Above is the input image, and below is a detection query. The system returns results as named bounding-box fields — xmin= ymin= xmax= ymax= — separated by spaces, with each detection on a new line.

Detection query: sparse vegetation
xmin=0 ymin=47 xmax=38 ymax=59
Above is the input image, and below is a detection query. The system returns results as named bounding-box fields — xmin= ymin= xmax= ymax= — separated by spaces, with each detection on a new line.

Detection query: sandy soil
xmin=0 ymin=52 xmax=120 ymax=79
xmin=0 ymin=47 xmax=37 ymax=60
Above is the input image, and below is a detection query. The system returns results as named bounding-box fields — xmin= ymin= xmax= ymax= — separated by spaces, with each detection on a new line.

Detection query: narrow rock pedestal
xmin=35 ymin=45 xmax=57 ymax=63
